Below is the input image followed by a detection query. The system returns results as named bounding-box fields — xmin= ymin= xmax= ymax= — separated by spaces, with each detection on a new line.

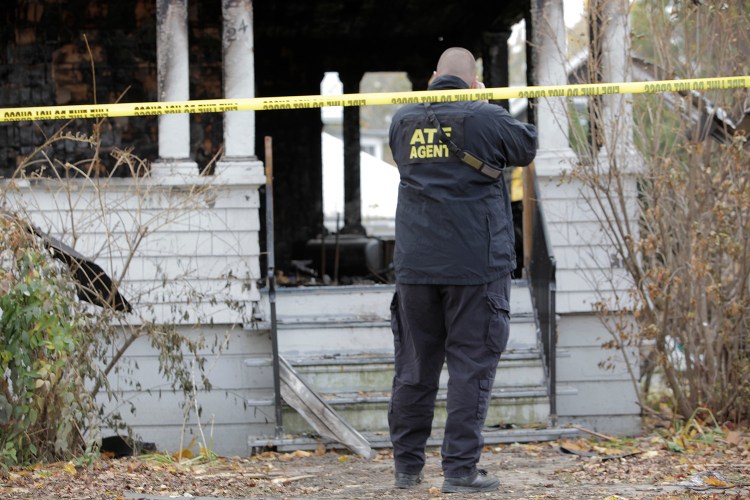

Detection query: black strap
xmin=422 ymin=102 xmax=504 ymax=180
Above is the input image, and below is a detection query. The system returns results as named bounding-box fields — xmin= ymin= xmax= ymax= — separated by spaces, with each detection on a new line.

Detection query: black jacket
xmin=389 ymin=75 xmax=538 ymax=285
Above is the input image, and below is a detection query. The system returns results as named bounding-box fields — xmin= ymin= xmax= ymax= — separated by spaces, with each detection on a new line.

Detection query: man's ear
xmin=428 ymin=71 xmax=437 ymax=85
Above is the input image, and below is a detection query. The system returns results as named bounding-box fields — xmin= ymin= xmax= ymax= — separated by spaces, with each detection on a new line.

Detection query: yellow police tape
xmin=1 ymin=76 xmax=748 ymax=123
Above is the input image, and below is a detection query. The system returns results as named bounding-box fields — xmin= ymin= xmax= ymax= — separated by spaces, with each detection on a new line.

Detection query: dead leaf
xmin=279 ymin=450 xmax=312 ymax=461
xmin=679 ymin=471 xmax=735 ymax=490
xmin=172 ymin=448 xmax=194 ymax=461
xmin=63 ymin=462 xmax=77 ymax=476
xmin=725 ymin=430 xmax=742 ymax=447
xmin=559 ymin=439 xmax=590 ymax=453
xmin=703 ymin=475 xmax=732 ymax=488
xmin=560 ymin=439 xmax=642 ymax=460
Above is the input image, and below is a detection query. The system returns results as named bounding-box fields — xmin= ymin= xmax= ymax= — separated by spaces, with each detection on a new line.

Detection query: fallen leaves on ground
xmin=0 ymin=452 xmax=310 ymax=499
xmin=677 ymin=470 xmax=750 ymax=491
xmin=550 ymin=419 xmax=750 ymax=495
xmin=0 ymin=424 xmax=747 ymax=499
xmin=558 ymin=438 xmax=643 ymax=459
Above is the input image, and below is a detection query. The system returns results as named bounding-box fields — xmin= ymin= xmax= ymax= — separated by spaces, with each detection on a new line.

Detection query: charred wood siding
xmin=0 ymin=0 xmax=223 ymax=178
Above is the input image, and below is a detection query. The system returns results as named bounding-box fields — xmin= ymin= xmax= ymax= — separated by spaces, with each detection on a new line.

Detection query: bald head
xmin=435 ymin=47 xmax=477 ymax=87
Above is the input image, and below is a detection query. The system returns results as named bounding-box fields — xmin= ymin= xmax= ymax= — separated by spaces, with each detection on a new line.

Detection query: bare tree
xmin=568 ymin=0 xmax=749 ymax=422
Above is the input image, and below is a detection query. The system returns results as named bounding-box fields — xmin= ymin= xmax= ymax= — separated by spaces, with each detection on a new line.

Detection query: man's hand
xmin=472 ymin=80 xmax=488 ymax=103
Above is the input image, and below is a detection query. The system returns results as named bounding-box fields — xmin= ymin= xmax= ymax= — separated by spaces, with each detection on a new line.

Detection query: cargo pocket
xmin=486 ymin=293 xmax=510 ymax=354
xmin=390 ymin=292 xmax=401 ymax=346
xmin=476 ymin=378 xmax=494 ymax=421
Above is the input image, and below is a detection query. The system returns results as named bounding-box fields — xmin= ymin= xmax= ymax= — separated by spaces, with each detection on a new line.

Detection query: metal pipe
xmin=265 ymin=136 xmax=283 ymax=438
xmin=549 ymin=279 xmax=557 ymax=427
xmin=333 ymin=213 xmax=341 ymax=285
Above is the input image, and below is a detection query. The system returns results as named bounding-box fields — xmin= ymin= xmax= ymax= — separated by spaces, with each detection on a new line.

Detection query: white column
xmin=216 ymin=0 xmax=264 ymax=182
xmin=596 ymin=0 xmax=640 ymax=285
xmin=599 ymin=0 xmax=635 ymax=160
xmin=532 ymin=0 xmax=575 ymax=172
xmin=153 ymin=0 xmax=197 ymax=177
xmin=531 ymin=0 xmax=586 ymax=314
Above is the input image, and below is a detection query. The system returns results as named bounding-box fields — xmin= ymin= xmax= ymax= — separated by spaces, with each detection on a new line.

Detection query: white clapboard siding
xmin=94 ymin=325 xmax=275 ymax=457
xmin=536 ymin=170 xmax=639 ymax=315
xmin=554 ymin=313 xmax=641 ymax=434
xmin=534 ymin=156 xmax=642 ymax=435
xmin=6 ymin=175 xmax=264 ymax=325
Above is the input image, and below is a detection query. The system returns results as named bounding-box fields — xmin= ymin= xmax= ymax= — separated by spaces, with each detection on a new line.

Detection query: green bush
xmin=0 ymin=217 xmax=98 ymax=465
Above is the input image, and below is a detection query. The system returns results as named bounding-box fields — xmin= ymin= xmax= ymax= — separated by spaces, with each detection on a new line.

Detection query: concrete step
xmin=245 ymin=375 xmax=568 ymax=436
xmin=246 ymin=384 xmax=578 ymax=434
xmin=281 ymin=351 xmax=546 ymax=393
xmin=276 ymin=386 xmax=551 ymax=435
xmin=247 ymin=280 xmax=551 ymax=445
xmin=265 ymin=281 xmax=534 ymax=324
xmin=272 ymin=315 xmax=538 ymax=357
xmin=245 ymin=379 xmax=578 ymax=447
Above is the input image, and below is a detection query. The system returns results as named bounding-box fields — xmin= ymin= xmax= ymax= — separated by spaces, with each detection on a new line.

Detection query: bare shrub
xmin=0 ymin=120 xmax=238 ymax=465
xmin=568 ymin=0 xmax=749 ymax=422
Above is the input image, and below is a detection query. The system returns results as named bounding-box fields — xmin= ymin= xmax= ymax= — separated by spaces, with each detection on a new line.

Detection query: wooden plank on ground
xmin=279 ymin=355 xmax=376 ymax=459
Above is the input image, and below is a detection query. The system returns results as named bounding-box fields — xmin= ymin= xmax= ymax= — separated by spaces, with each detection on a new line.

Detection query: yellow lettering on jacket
xmin=409 ymin=143 xmax=450 ymax=159
xmin=409 ymin=127 xmax=451 ymax=145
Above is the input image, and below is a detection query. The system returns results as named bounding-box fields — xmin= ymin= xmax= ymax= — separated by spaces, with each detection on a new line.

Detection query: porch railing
xmin=522 ymin=164 xmax=558 ymax=426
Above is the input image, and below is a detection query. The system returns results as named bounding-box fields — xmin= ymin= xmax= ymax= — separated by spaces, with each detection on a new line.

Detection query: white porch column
xmin=153 ymin=0 xmax=197 ymax=177
xmin=599 ymin=0 xmax=635 ymax=160
xmin=594 ymin=0 xmax=640 ymax=288
xmin=216 ymin=0 xmax=264 ymax=182
xmin=530 ymin=0 xmax=579 ymax=313
xmin=532 ymin=0 xmax=576 ymax=175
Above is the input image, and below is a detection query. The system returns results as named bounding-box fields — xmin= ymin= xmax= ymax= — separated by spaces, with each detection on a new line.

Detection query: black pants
xmin=388 ymin=274 xmax=511 ymax=478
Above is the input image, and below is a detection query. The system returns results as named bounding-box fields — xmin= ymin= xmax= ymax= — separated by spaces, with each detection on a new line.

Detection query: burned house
xmin=1 ymin=0 xmax=640 ymax=455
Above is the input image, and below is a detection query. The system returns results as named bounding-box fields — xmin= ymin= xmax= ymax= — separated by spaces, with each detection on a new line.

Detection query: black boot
xmin=442 ymin=469 xmax=499 ymax=493
xmin=394 ymin=471 xmax=424 ymax=489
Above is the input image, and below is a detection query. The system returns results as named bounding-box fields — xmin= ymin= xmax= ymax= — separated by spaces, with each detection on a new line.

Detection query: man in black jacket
xmin=388 ymin=47 xmax=537 ymax=493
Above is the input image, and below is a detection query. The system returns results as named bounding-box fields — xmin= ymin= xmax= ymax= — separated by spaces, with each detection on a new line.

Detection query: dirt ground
xmin=2 ymin=435 xmax=749 ymax=499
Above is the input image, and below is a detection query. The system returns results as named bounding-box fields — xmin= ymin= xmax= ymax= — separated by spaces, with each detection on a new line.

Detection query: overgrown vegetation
xmin=0 ymin=222 xmax=98 ymax=465
xmin=569 ymin=0 xmax=750 ymax=423
xmin=0 ymin=118 xmax=236 ymax=467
